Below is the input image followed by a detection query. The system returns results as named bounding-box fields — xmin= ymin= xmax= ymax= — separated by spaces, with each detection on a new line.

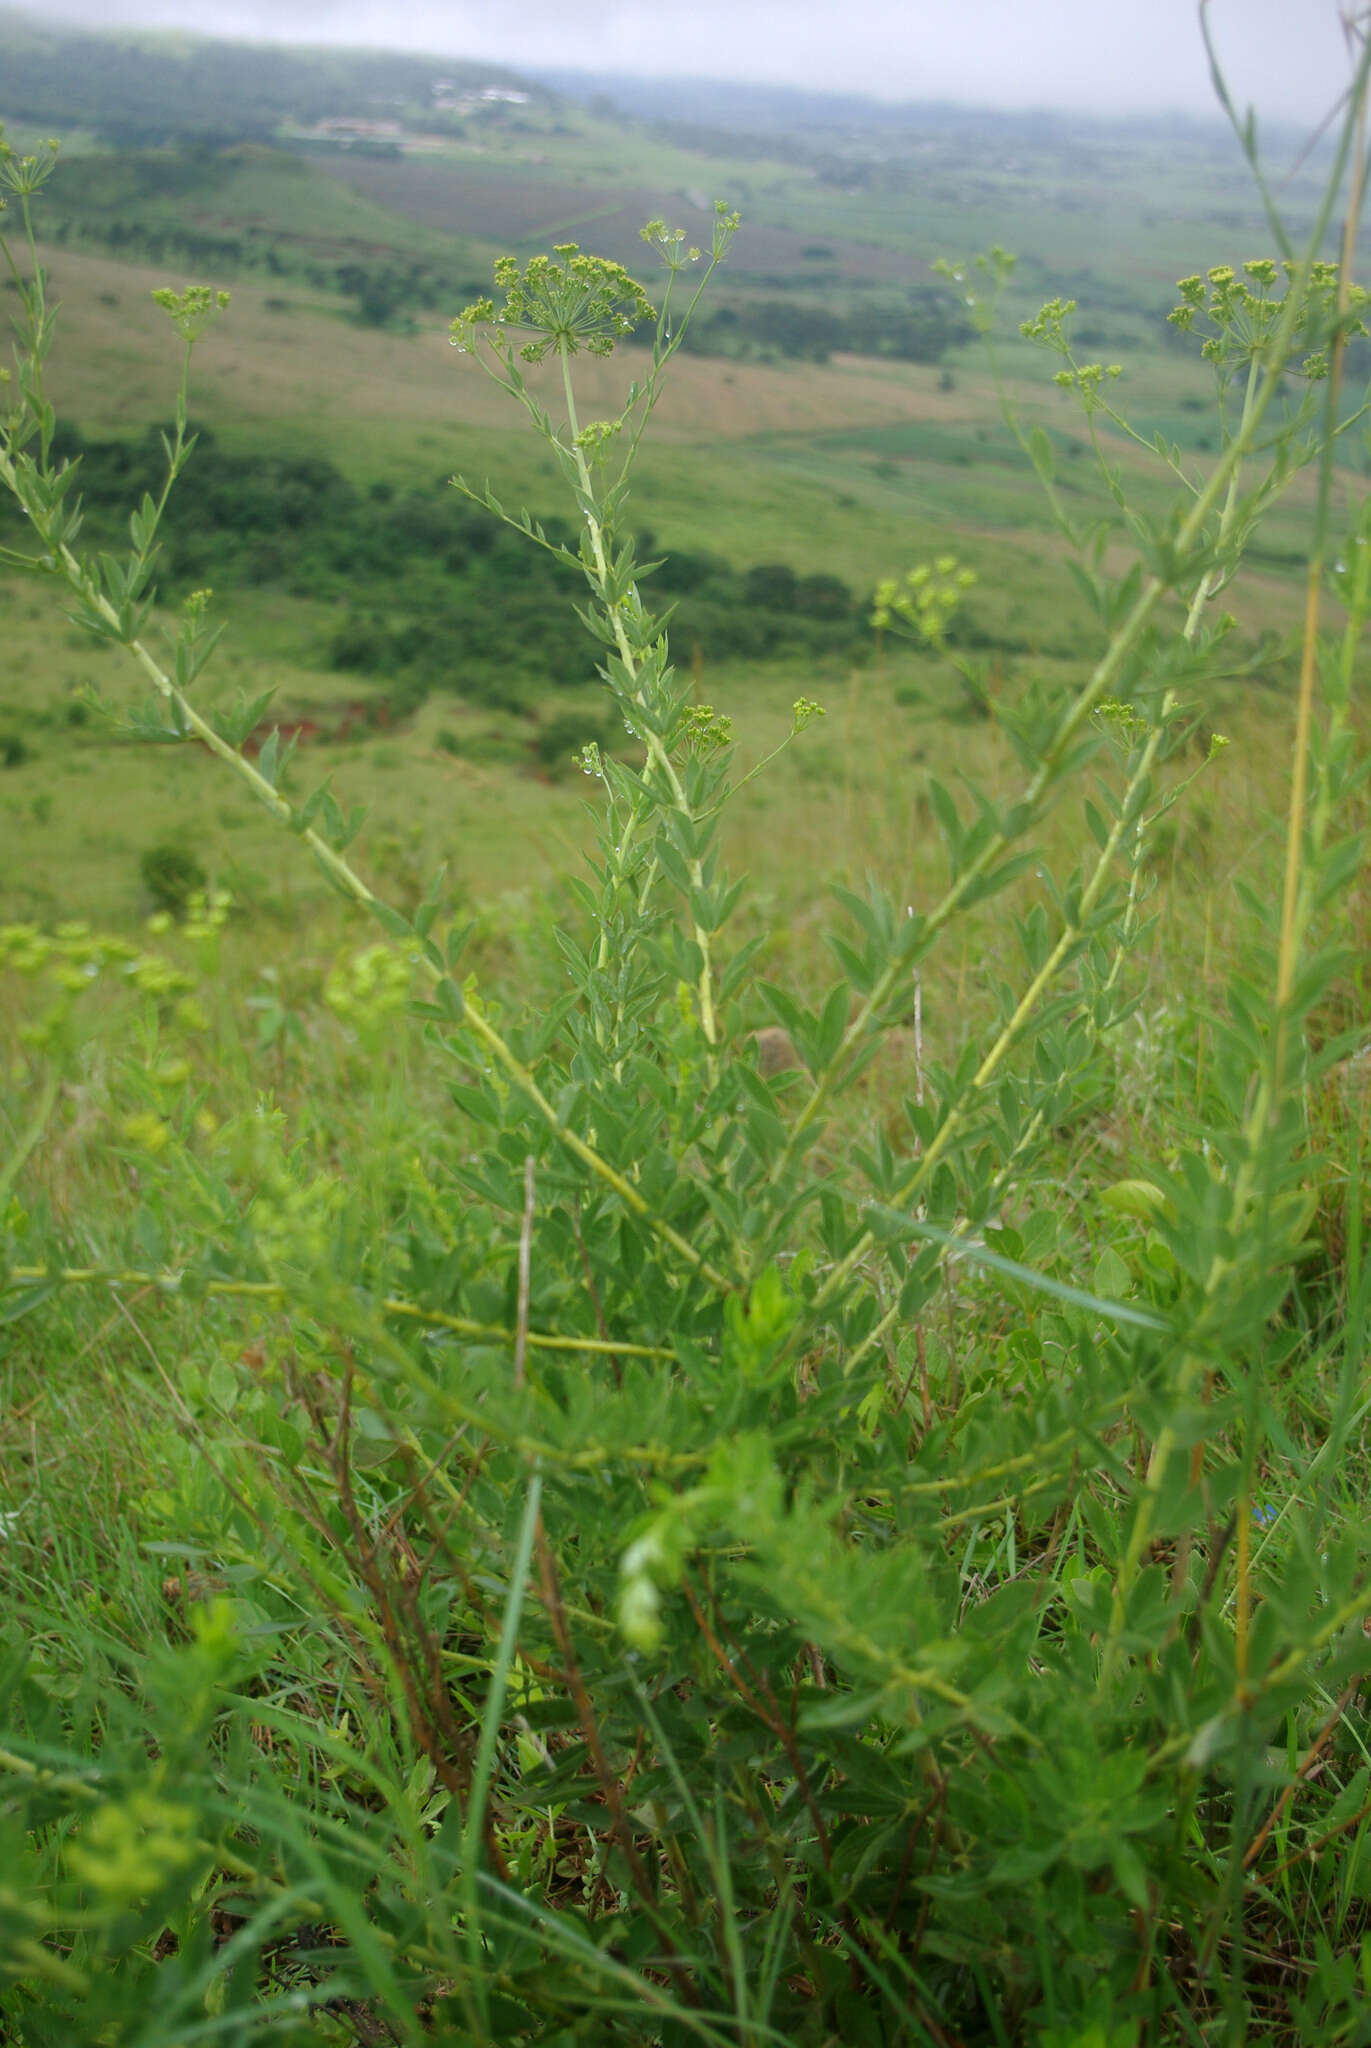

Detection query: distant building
xmin=312 ymin=118 xmax=403 ymax=140
xmin=431 ymin=82 xmax=532 ymax=114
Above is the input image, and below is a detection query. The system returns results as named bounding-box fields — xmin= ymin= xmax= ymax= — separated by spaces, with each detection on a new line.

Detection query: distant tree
xmin=794 ymin=573 xmax=851 ymax=619
xmin=336 ymin=263 xmax=408 ymax=328
xmin=744 ymin=564 xmax=798 ymax=611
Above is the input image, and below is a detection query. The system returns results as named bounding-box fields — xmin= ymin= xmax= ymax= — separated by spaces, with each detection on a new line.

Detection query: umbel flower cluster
xmin=150 ymin=284 xmax=231 ymax=344
xmin=450 ymin=245 xmax=656 ymax=362
xmin=1167 ymin=258 xmax=1369 ymax=380
xmin=871 ymin=556 xmax=977 ymax=643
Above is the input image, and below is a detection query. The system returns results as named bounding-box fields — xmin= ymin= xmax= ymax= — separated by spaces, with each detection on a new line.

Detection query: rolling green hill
xmin=0 ymin=7 xmax=539 ymax=143
xmin=0 ymin=7 xmax=1335 ymax=929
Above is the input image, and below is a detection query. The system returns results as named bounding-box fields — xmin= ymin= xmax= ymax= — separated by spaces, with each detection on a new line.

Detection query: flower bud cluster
xmin=1093 ymin=698 xmax=1150 ymax=750
xmin=639 ymin=203 xmax=738 ymax=272
xmin=1167 ymin=259 xmax=1367 ymax=379
xmin=150 ymin=285 xmax=231 ymax=343
xmin=221 ymin=1109 xmax=342 ymax=1276
xmin=0 ymin=128 xmax=60 ymax=207
xmin=681 ymin=703 xmax=734 ymax=755
xmin=324 ymin=943 xmax=413 ymax=1040
xmin=1020 ymin=298 xmax=1123 ymax=404
xmin=65 ymin=1791 xmax=198 ymax=1906
xmin=147 ymin=888 xmax=232 ymax=945
xmin=0 ymin=919 xmax=202 ymax=1052
xmin=450 ymin=245 xmax=655 ymax=363
xmin=871 ymin=557 xmax=977 ymax=643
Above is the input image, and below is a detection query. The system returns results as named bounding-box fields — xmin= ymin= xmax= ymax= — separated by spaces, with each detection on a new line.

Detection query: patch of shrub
xmin=139 ymin=841 xmax=206 ymax=916
xmin=531 ymin=709 xmax=612 ymax=777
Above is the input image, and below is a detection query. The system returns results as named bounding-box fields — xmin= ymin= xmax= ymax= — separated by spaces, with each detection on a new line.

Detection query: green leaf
xmin=864 ymin=1206 xmax=1172 ymax=1331
xmin=1092 ymin=1245 xmax=1132 ymax=1299
xmin=367 ymin=901 xmax=413 ymax=942
xmin=1108 ymin=1835 xmax=1151 ymax=1911
xmin=0 ymin=1279 xmax=58 ymax=1324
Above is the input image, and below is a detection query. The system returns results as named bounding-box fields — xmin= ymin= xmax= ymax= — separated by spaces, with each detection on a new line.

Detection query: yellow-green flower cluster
xmin=573 ymin=418 xmax=623 ymax=455
xmin=1167 ymin=259 xmax=1367 ymax=378
xmin=1020 ymin=298 xmax=1122 ymax=406
xmin=450 ymin=245 xmax=655 ymax=362
xmin=120 ymin=1111 xmax=173 ymax=1156
xmin=0 ymin=127 xmax=60 ymax=207
xmin=0 ymin=920 xmax=201 ymax=1052
xmin=639 ymin=203 xmax=739 ymax=275
xmin=251 ymin=1169 xmax=340 ymax=1275
xmin=324 ymin=942 xmax=413 ymax=1038
xmin=1093 ymin=698 xmax=1150 ymax=749
xmin=222 ymin=1109 xmax=342 ymax=1276
xmin=150 ymin=284 xmax=231 ymax=343
xmin=1 ymin=919 xmax=133 ymax=979
xmin=147 ymin=889 xmax=231 ymax=943
xmin=681 ymin=703 xmax=735 ymax=755
xmin=639 ymin=217 xmax=704 ymax=270
xmin=932 ymin=247 xmax=1016 ymax=335
xmin=183 ymin=887 xmax=232 ymax=943
xmin=1020 ymin=295 xmax=1077 ymax=349
xmin=1052 ymin=360 xmax=1124 ymax=398
xmin=871 ymin=557 xmax=977 ymax=644
xmin=66 ymin=1791 xmax=200 ymax=1907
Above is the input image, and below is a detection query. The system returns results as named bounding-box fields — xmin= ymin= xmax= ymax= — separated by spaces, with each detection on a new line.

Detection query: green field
xmin=0 ymin=224 xmax=1319 ymax=944
xmin=0 ymin=148 xmax=1332 ymax=937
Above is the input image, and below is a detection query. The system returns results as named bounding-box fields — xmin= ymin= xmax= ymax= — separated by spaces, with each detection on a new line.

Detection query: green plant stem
xmin=1182 ymin=352 xmax=1261 ymax=638
xmin=460 ymin=1465 xmax=543 ymax=2034
xmin=0 ymin=440 xmax=731 ymax=1293
xmin=1276 ymin=82 xmax=1369 ymax=1053
xmin=776 ymin=344 xmax=1293 ymax=1186
xmin=1101 ymin=57 xmax=1371 ymax=1693
xmin=559 ymin=341 xmax=720 ymax=1051
xmin=808 ymin=706 xmax=1174 ymax=1327
xmin=0 ymin=1264 xmax=674 ymax=1358
xmin=0 ymin=1065 xmax=60 ymax=1212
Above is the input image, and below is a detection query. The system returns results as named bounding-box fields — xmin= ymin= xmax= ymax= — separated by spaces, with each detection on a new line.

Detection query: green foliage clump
xmin=678 ymin=283 xmax=975 ymax=365
xmin=138 ymin=842 xmax=207 ymax=917
xmin=31 ymin=424 xmax=864 ymax=709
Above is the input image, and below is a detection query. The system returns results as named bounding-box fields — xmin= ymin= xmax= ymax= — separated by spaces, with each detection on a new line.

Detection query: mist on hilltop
xmin=7 ymin=0 xmax=1356 ymax=127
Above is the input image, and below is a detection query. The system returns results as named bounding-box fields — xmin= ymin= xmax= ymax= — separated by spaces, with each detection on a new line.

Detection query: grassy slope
xmin=0 ymin=83 xmax=1336 ymax=937
xmin=5 ymin=52 xmax=1370 ymax=2046
xmin=38 ymin=143 xmax=485 ymax=269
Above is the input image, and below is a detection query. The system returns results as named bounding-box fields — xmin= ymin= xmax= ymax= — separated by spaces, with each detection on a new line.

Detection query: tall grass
xmin=4 ymin=28 xmax=1371 ymax=2044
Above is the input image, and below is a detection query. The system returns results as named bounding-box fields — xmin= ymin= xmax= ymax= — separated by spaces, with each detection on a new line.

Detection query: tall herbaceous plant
xmin=3 ymin=20 xmax=1371 ymax=2044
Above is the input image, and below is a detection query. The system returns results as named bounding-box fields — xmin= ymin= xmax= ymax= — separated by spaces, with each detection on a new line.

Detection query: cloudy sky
xmin=17 ymin=0 xmax=1359 ymax=124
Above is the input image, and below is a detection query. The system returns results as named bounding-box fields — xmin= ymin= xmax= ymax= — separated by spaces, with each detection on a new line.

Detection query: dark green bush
xmin=138 ymin=841 xmax=206 ymax=916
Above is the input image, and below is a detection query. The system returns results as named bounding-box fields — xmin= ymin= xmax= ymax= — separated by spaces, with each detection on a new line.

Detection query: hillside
xmin=0 ymin=7 xmax=1337 ymax=932
xmin=0 ymin=7 xmax=541 ymax=142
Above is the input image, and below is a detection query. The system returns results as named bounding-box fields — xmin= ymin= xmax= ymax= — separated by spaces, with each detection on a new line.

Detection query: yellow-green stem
xmin=560 ymin=342 xmax=719 ymax=1049
xmin=814 ymin=705 xmax=1174 ymax=1323
xmin=775 ymin=339 xmax=1293 ymax=1187
xmin=0 ymin=1265 xmax=675 ymax=1359
xmin=0 ymin=458 xmax=732 ymax=1297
